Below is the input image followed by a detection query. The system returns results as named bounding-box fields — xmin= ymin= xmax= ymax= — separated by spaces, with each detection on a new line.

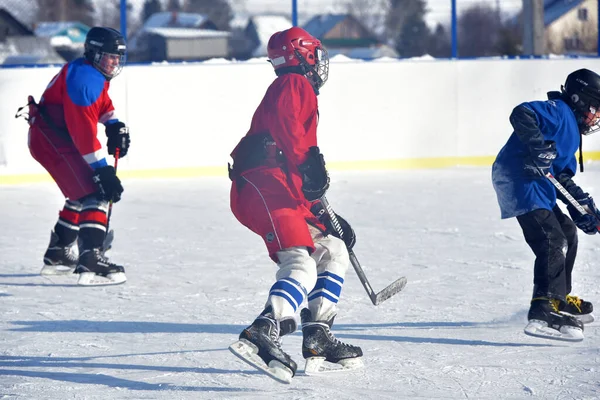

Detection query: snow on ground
xmin=1 ymin=168 xmax=599 ymax=399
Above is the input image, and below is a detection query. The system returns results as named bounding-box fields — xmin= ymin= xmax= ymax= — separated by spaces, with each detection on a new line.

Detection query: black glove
xmin=567 ymin=194 xmax=600 ymax=235
xmin=93 ymin=166 xmax=124 ymax=203
xmin=105 ymin=121 xmax=130 ymax=158
xmin=524 ymin=141 xmax=557 ymax=177
xmin=298 ymin=146 xmax=330 ymax=201
xmin=310 ymin=202 xmax=356 ymax=249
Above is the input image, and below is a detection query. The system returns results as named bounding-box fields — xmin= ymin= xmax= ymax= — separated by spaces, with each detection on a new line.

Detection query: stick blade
xmin=373 ymin=277 xmax=407 ymax=305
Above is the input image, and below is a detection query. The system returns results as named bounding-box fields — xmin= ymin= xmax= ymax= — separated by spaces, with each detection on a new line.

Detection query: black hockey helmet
xmin=84 ymin=27 xmax=126 ymax=80
xmin=561 ymin=68 xmax=600 ymax=134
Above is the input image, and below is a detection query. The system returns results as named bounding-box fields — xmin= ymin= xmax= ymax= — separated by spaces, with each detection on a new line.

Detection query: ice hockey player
xmin=227 ymin=27 xmax=363 ymax=383
xmin=25 ymin=27 xmax=129 ymax=286
xmin=492 ymin=68 xmax=599 ymax=341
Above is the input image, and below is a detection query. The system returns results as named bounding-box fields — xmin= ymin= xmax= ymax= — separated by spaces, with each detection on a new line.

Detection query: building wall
xmin=547 ymin=0 xmax=598 ymax=53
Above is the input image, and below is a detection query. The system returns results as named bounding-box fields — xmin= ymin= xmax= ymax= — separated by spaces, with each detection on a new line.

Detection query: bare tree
xmin=385 ymin=0 xmax=430 ymax=57
xmin=343 ymin=0 xmax=389 ymax=38
xmin=457 ymin=4 xmax=502 ymax=57
xmin=184 ymin=0 xmax=232 ymax=30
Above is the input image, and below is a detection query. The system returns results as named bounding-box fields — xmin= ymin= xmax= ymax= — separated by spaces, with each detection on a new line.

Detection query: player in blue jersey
xmin=492 ymin=68 xmax=600 ymax=341
xmin=27 ymin=27 xmax=130 ymax=286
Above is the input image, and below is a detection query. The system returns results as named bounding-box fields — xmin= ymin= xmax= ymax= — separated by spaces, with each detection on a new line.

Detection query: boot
xmin=524 ymin=297 xmax=584 ymax=342
xmin=301 ymin=308 xmax=363 ymax=373
xmin=75 ymin=248 xmax=126 ymax=286
xmin=559 ymin=295 xmax=595 ymax=324
xmin=41 ymin=231 xmax=77 ymax=275
xmin=229 ymin=307 xmax=297 ymax=384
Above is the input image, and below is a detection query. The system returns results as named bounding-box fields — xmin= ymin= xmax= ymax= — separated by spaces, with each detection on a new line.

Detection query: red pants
xmin=28 ymin=124 xmax=97 ymax=201
xmin=230 ymin=168 xmax=325 ymax=262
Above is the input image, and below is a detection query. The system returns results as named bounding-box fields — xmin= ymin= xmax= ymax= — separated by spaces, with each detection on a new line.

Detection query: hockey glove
xmin=523 ymin=141 xmax=557 ymax=178
xmin=93 ymin=166 xmax=124 ymax=203
xmin=311 ymin=202 xmax=356 ymax=250
xmin=567 ymin=194 xmax=600 ymax=235
xmin=298 ymin=146 xmax=330 ymax=201
xmin=105 ymin=121 xmax=130 ymax=158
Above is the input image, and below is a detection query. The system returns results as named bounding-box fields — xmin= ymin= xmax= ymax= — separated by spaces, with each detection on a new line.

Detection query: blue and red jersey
xmin=33 ymin=57 xmax=120 ymax=169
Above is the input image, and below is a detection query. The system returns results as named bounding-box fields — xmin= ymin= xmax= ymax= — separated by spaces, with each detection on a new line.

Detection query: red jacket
xmin=231 ymin=73 xmax=318 ymax=202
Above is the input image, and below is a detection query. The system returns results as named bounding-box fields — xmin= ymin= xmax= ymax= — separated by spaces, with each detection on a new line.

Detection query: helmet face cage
xmin=577 ymin=94 xmax=600 ymax=135
xmin=84 ymin=28 xmax=126 ymax=80
xmin=294 ymin=45 xmax=329 ymax=90
xmin=93 ymin=51 xmax=125 ymax=79
xmin=563 ymin=69 xmax=600 ymax=135
xmin=268 ymin=28 xmax=329 ymax=91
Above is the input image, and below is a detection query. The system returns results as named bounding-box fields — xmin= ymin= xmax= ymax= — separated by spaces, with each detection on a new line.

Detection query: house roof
xmin=302 ymin=14 xmax=347 ymax=38
xmin=0 ymin=8 xmax=34 ymax=35
xmin=0 ymin=36 xmax=65 ymax=65
xmin=544 ymin=0 xmax=586 ymax=26
xmin=143 ymin=12 xmax=210 ymax=29
xmin=144 ymin=27 xmax=230 ymax=39
xmin=34 ymin=21 xmax=89 ymax=38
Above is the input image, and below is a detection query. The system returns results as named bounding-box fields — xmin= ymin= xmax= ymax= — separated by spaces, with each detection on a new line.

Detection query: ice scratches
xmin=422 ymin=227 xmax=460 ymax=235
xmin=493 ymin=232 xmax=520 ymax=241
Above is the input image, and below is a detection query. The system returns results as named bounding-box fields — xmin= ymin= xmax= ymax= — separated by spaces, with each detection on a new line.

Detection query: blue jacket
xmin=492 ymin=98 xmax=579 ymax=219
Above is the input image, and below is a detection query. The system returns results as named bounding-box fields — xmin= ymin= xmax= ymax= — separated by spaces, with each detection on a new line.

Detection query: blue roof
xmin=302 ymin=14 xmax=347 ymax=38
xmin=35 ymin=22 xmax=90 ymax=41
xmin=544 ymin=0 xmax=586 ymax=26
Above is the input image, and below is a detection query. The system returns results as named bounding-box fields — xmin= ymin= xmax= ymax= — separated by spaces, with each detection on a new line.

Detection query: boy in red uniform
xmin=27 ymin=27 xmax=130 ymax=286
xmin=228 ymin=27 xmax=362 ymax=383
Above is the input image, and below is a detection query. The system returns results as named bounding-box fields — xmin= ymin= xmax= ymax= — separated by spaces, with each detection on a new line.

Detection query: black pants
xmin=516 ymin=206 xmax=578 ymax=302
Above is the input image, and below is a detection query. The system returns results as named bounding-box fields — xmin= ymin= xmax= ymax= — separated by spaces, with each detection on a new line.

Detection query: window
xmin=564 ymin=36 xmax=582 ymax=50
xmin=578 ymin=8 xmax=588 ymax=21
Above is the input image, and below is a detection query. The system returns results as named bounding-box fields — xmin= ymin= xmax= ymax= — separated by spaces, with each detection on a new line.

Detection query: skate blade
xmin=229 ymin=339 xmax=293 ymax=384
xmin=77 ymin=272 xmax=127 ymax=286
xmin=524 ymin=320 xmax=584 ymax=342
xmin=561 ymin=312 xmax=595 ymax=325
xmin=40 ymin=264 xmax=75 ymax=276
xmin=304 ymin=356 xmax=364 ymax=375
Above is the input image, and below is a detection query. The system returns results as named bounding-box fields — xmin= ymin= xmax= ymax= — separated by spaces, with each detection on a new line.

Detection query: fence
xmin=0 ymin=0 xmax=599 ymax=62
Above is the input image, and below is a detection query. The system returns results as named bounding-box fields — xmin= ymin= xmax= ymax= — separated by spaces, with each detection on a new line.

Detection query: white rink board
xmin=2 ymin=57 xmax=600 ymax=178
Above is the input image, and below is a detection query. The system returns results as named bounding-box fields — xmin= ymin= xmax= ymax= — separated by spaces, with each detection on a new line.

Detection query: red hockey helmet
xmin=267 ymin=27 xmax=329 ymax=91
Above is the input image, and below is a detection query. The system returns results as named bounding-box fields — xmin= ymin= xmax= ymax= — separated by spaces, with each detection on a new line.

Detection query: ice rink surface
xmin=1 ymin=167 xmax=599 ymax=399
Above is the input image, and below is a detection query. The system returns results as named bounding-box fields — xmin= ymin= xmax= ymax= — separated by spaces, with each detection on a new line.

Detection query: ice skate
xmin=229 ymin=308 xmax=297 ymax=384
xmin=524 ymin=297 xmax=584 ymax=342
xmin=75 ymin=248 xmax=126 ymax=286
xmin=41 ymin=231 xmax=78 ymax=275
xmin=301 ymin=309 xmax=363 ymax=374
xmin=559 ymin=295 xmax=594 ymax=324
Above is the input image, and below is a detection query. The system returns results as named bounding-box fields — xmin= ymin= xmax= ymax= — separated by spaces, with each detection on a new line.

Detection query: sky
xmin=1 ymin=168 xmax=599 ymax=399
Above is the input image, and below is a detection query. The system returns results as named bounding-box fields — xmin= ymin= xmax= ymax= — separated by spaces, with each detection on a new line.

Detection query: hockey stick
xmin=101 ymin=147 xmax=120 ymax=253
xmin=543 ymin=170 xmax=600 ymax=232
xmin=319 ymin=196 xmax=407 ymax=305
xmin=543 ymin=171 xmax=588 ymax=216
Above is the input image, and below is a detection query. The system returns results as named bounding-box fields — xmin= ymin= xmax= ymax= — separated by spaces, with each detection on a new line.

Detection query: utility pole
xmin=522 ymin=0 xmax=545 ymax=55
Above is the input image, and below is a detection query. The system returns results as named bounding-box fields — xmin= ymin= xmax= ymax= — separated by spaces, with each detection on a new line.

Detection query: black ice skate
xmin=301 ymin=308 xmax=363 ymax=374
xmin=75 ymin=248 xmax=126 ymax=286
xmin=559 ymin=295 xmax=595 ymax=324
xmin=229 ymin=307 xmax=297 ymax=384
xmin=524 ymin=297 xmax=584 ymax=342
xmin=41 ymin=231 xmax=78 ymax=275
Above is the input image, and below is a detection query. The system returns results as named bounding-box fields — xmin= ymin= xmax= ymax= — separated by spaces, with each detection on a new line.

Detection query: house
xmin=0 ymin=8 xmax=64 ymax=65
xmin=129 ymin=11 xmax=229 ymax=62
xmin=544 ymin=0 xmax=598 ymax=54
xmin=302 ymin=13 xmax=398 ymax=59
xmin=34 ymin=21 xmax=90 ymax=61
